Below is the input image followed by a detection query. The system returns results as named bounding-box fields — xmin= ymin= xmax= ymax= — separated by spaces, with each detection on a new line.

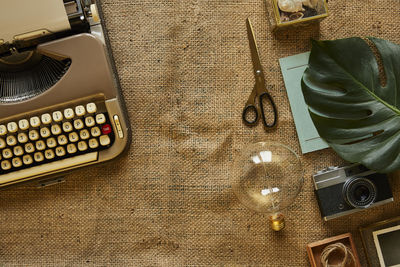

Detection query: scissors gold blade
xmin=242 ymin=18 xmax=278 ymax=128
xmin=246 ymin=18 xmax=265 ymax=84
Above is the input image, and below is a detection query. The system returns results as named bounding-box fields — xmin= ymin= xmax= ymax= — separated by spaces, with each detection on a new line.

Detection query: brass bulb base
xmin=269 ymin=213 xmax=285 ymax=231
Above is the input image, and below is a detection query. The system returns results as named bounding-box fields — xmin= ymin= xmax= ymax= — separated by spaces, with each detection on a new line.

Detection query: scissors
xmin=242 ymin=18 xmax=278 ymax=128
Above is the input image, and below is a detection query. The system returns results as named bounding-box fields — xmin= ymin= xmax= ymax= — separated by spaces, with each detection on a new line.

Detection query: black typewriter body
xmin=0 ymin=0 xmax=130 ymax=188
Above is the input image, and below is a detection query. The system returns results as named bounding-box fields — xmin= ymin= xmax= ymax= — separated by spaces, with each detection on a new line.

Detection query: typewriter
xmin=0 ymin=0 xmax=130 ymax=188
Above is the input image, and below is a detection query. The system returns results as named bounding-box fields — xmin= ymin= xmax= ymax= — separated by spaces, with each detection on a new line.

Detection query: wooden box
xmin=265 ymin=0 xmax=329 ymax=31
xmin=306 ymin=233 xmax=361 ymax=267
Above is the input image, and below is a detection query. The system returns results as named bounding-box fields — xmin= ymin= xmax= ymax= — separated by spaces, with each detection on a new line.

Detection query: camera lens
xmin=343 ymin=177 xmax=377 ymax=208
xmin=354 ymin=185 xmax=370 ymax=201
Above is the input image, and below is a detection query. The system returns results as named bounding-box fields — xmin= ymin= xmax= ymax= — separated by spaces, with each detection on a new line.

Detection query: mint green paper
xmin=279 ymin=52 xmax=329 ymax=154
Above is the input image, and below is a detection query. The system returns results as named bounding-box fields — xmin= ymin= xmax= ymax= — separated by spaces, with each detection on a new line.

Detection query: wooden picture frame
xmin=360 ymin=216 xmax=400 ymax=267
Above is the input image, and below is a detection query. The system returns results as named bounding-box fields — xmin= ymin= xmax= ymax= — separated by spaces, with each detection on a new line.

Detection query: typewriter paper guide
xmin=0 ymin=0 xmax=70 ymax=44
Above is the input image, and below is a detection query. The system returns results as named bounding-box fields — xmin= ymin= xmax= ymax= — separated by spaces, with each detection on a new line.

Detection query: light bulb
xmin=231 ymin=142 xmax=303 ymax=231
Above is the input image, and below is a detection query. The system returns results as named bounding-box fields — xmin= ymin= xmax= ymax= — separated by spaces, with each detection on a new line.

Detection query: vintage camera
xmin=313 ymin=164 xmax=393 ymax=221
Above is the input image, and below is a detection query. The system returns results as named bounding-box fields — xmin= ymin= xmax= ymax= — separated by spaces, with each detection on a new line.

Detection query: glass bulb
xmin=231 ymin=142 xmax=303 ymax=231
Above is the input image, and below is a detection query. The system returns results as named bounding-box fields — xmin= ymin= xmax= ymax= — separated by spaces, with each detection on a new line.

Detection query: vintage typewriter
xmin=0 ymin=0 xmax=130 ymax=188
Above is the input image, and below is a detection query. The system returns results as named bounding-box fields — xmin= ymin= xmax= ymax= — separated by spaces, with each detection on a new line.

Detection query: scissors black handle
xmin=242 ymin=104 xmax=259 ymax=125
xmin=242 ymin=91 xmax=278 ymax=128
xmin=259 ymin=92 xmax=278 ymax=128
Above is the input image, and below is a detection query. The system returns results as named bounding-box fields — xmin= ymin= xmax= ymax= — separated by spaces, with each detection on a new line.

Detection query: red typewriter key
xmin=101 ymin=124 xmax=112 ymax=135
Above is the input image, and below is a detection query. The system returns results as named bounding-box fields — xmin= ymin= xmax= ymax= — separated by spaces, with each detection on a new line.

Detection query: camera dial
xmin=343 ymin=177 xmax=377 ymax=209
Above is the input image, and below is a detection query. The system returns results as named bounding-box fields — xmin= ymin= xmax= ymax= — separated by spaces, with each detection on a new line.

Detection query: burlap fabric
xmin=1 ymin=0 xmax=400 ymax=266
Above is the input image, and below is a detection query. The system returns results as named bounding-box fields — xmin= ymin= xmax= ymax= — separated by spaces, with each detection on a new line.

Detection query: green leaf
xmin=301 ymin=37 xmax=400 ymax=173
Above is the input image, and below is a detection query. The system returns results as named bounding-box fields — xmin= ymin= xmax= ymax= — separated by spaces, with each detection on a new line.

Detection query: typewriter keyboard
xmin=0 ymin=102 xmax=116 ymax=183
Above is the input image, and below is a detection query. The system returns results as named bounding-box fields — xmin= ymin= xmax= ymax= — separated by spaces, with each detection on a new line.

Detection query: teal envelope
xmin=279 ymin=52 xmax=329 ymax=154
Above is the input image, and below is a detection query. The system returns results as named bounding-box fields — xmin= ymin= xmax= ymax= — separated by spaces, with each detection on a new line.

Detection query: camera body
xmin=313 ymin=164 xmax=393 ymax=221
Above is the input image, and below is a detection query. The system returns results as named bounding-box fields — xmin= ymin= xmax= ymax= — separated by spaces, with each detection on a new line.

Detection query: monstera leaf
xmin=301 ymin=37 xmax=400 ymax=173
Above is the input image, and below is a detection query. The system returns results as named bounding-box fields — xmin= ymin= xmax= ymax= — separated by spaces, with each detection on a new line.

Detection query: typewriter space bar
xmin=0 ymin=152 xmax=98 ymax=185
